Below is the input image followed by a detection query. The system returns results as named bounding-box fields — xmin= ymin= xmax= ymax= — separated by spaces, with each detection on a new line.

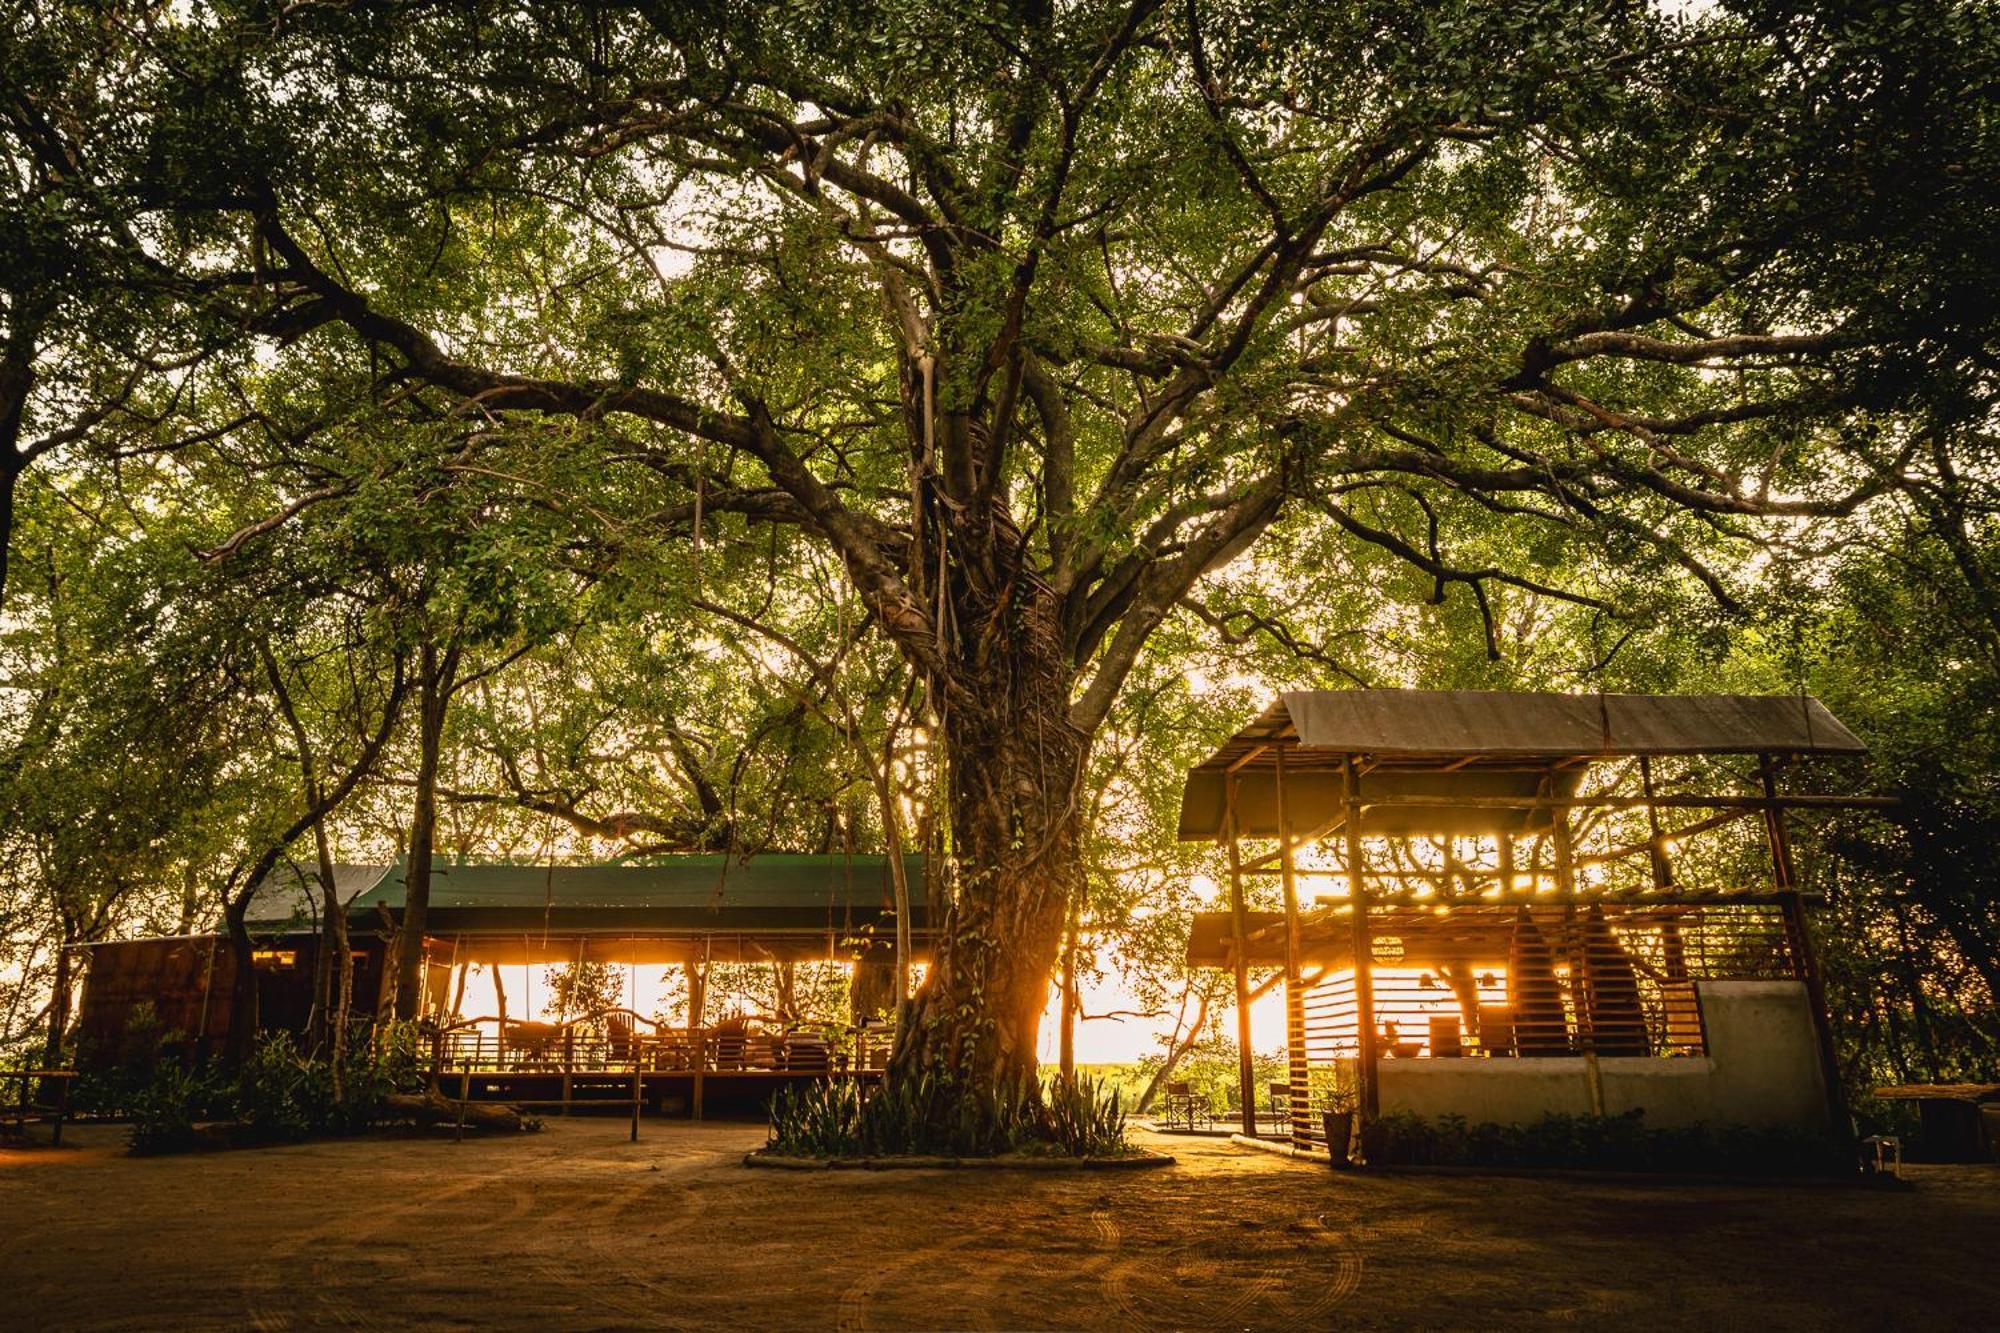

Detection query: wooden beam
xmin=1225 ymin=775 xmax=1257 ymax=1139
xmin=1344 ymin=755 xmax=1379 ymax=1136
xmin=1226 ymin=743 xmax=1271 ymax=774
xmin=1320 ymin=793 xmax=1895 ymax=811
xmin=1275 ymin=749 xmax=1311 ymax=1151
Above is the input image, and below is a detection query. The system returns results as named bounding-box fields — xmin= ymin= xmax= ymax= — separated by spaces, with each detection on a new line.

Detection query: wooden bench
xmin=0 ymin=1070 xmax=77 ymax=1147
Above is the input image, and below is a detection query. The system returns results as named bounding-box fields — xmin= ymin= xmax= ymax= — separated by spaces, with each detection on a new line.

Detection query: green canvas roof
xmin=248 ymin=854 xmax=930 ymax=939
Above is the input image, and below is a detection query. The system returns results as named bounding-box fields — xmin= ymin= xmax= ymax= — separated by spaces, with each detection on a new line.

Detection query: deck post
xmin=1224 ymin=775 xmax=1257 ymax=1138
xmin=690 ymin=947 xmax=709 ymax=1121
xmin=1550 ymin=796 xmax=1603 ymax=1112
xmin=630 ymin=1037 xmax=643 ymax=1142
xmin=1343 ymin=756 xmax=1379 ymax=1136
xmin=1761 ymin=754 xmax=1849 ymax=1133
xmin=562 ymin=1011 xmax=576 ymax=1115
xmin=1274 ymin=748 xmax=1310 ymax=1151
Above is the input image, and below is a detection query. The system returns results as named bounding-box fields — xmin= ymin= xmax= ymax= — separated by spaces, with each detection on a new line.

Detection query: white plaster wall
xmin=1375 ymin=980 xmax=1829 ymax=1132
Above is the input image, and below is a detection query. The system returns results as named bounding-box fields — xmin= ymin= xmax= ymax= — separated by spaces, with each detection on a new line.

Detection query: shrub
xmin=1037 ymin=1074 xmax=1128 ymax=1158
xmin=1359 ymin=1109 xmax=1853 ymax=1176
xmin=124 ymin=1020 xmax=433 ymax=1153
xmin=128 ymin=1062 xmax=230 ymax=1155
xmin=766 ymin=1073 xmax=1129 ymax=1159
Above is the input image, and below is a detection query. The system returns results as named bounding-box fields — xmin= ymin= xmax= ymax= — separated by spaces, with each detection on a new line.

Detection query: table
xmin=1873 ymin=1083 xmax=2000 ymax=1162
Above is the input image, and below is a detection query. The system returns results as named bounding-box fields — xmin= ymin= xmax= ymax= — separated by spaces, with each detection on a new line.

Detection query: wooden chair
xmin=783 ymin=1029 xmax=831 ymax=1073
xmin=1268 ymin=1080 xmax=1292 ymax=1129
xmin=1163 ymin=1080 xmax=1211 ymax=1131
xmin=712 ymin=1016 xmax=751 ymax=1070
xmin=606 ymin=1012 xmax=636 ymax=1067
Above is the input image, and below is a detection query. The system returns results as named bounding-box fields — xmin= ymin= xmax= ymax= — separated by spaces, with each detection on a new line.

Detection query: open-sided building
xmin=1180 ymin=689 xmax=1881 ymax=1153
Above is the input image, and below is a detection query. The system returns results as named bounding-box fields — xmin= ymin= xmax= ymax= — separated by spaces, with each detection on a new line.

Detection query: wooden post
xmin=689 ymin=947 xmax=709 ymax=1122
xmin=562 ymin=1023 xmax=574 ymax=1116
xmin=455 ymin=1062 xmax=470 ymax=1144
xmin=630 ymin=1036 xmax=643 ymax=1142
xmin=1274 ymin=749 xmax=1311 ymax=1150
xmin=1224 ymin=775 xmax=1257 ymax=1138
xmin=1761 ymin=754 xmax=1849 ymax=1133
xmin=1551 ymin=799 xmax=1601 ymax=1112
xmin=1343 ymin=756 xmax=1379 ymax=1132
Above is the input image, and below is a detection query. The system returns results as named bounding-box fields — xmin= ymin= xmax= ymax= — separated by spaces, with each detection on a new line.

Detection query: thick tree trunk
xmin=888 ymin=582 xmax=1087 ymax=1127
xmin=394 ymin=639 xmax=455 ymax=1019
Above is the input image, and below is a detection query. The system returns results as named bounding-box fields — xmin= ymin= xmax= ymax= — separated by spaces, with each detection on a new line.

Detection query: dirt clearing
xmin=4 ymin=1119 xmax=1996 ymax=1329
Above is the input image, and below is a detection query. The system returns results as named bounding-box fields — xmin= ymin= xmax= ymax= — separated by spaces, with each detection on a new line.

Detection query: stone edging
xmin=742 ymin=1147 xmax=1175 ymax=1171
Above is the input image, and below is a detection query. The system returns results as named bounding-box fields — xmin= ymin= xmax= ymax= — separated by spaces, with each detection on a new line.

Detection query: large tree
xmin=9 ymin=1 xmax=1996 ymax=1121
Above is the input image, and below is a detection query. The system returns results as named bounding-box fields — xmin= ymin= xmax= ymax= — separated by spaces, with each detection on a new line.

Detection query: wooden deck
xmin=427 ymin=1011 xmax=891 ymax=1119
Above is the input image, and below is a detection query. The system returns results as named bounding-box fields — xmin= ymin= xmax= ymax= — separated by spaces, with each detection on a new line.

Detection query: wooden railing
xmin=426 ymin=1009 xmax=893 ymax=1081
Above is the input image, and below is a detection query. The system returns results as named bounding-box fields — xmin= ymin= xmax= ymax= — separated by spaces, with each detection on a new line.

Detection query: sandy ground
xmin=4 ymin=1117 xmax=1998 ymax=1331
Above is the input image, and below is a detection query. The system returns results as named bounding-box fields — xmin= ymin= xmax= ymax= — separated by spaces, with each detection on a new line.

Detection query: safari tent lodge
xmin=1181 ymin=689 xmax=1882 ymax=1152
xmin=74 ymin=855 xmax=933 ymax=1116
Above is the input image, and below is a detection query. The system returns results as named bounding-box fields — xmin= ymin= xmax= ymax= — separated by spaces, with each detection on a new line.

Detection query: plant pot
xmin=1323 ymin=1109 xmax=1355 ymax=1166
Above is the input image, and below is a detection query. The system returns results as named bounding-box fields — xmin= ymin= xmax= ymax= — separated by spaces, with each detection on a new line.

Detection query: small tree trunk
xmin=849 ymin=953 xmax=898 ymax=1023
xmin=394 ymin=638 xmax=456 ymax=1018
xmin=773 ymin=962 xmax=798 ymax=1026
xmin=684 ymin=961 xmax=707 ymax=1029
xmin=311 ymin=823 xmax=352 ymax=1099
xmin=222 ymin=895 xmax=258 ymax=1064
xmin=41 ymin=924 xmax=74 ymax=1068
xmin=1135 ymin=991 xmax=1212 ymax=1114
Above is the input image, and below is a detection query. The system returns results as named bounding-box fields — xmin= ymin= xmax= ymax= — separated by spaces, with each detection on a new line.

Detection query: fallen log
xmin=382 ymin=1091 xmax=535 ymax=1133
